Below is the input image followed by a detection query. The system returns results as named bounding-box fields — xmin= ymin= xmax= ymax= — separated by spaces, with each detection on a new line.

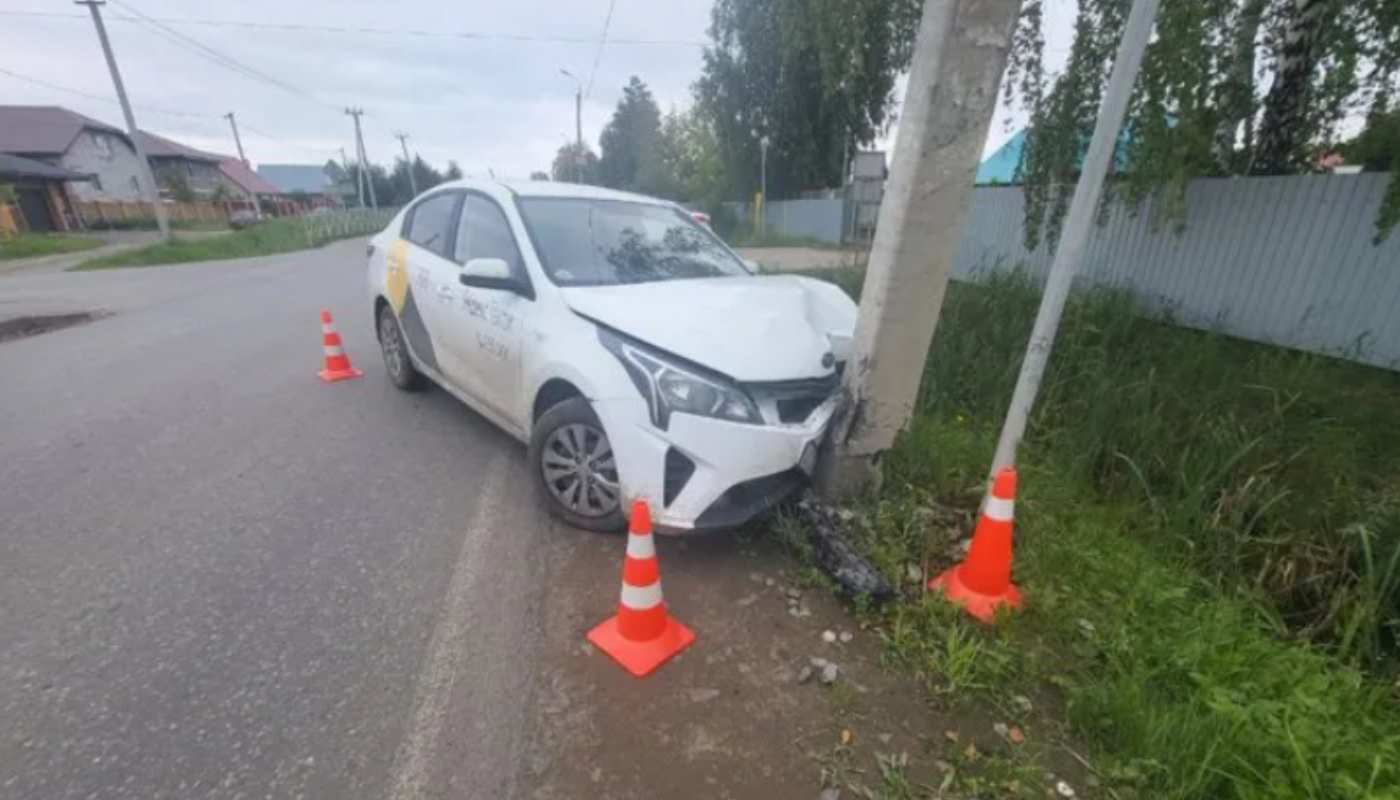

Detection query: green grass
xmin=801 ymin=267 xmax=1400 ymax=798
xmin=74 ymin=212 xmax=392 ymax=270
xmin=0 ymin=233 xmax=103 ymax=260
xmin=83 ymin=218 xmax=231 ymax=232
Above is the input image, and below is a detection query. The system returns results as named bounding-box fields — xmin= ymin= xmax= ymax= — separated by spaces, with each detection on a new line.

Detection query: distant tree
xmin=323 ymin=159 xmax=347 ymax=183
xmin=1339 ymin=107 xmax=1400 ymax=241
xmin=551 ymin=142 xmax=600 ymax=183
xmin=695 ymin=0 xmax=921 ymax=200
xmin=160 ymin=168 xmax=197 ymax=202
xmin=656 ymin=108 xmax=726 ymax=207
xmin=529 ymin=170 xmax=549 ymax=181
xmin=598 ymin=76 xmax=665 ymax=193
xmin=391 ymin=156 xmax=447 ymax=201
xmin=444 ymin=161 xmax=464 ymax=181
xmin=1003 ymin=0 xmax=1400 ymax=247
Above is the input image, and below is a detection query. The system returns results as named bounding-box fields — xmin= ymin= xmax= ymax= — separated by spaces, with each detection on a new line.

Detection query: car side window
xmin=455 ymin=194 xmax=526 ymax=281
xmin=404 ymin=192 xmax=460 ymax=258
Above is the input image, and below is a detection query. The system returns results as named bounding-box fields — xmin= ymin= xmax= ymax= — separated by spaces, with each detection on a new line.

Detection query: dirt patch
xmin=0 ymin=312 xmax=106 ymax=343
xmin=520 ymin=530 xmax=1081 ymax=799
xmin=737 ymin=247 xmax=867 ymax=273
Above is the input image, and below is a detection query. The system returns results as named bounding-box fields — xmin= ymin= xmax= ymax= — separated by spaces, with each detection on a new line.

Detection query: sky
xmin=0 ymin=0 xmax=1076 ymax=182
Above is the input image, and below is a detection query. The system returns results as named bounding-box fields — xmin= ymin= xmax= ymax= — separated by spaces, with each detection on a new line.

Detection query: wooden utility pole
xmin=77 ymin=0 xmax=170 ymax=241
xmin=222 ymin=111 xmax=262 ymax=219
xmin=987 ymin=0 xmax=1160 ymax=478
xmin=394 ymin=132 xmax=418 ymax=197
xmin=817 ymin=0 xmax=1022 ymax=496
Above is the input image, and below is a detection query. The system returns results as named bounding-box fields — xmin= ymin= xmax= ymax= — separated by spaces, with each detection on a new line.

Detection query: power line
xmin=0 ymin=9 xmax=705 ymax=46
xmin=239 ymin=123 xmax=341 ymax=159
xmin=0 ymin=62 xmax=340 ymax=160
xmin=585 ymin=0 xmax=617 ymax=98
xmin=108 ymin=0 xmax=341 ymax=113
xmin=0 ymin=63 xmax=212 ymax=120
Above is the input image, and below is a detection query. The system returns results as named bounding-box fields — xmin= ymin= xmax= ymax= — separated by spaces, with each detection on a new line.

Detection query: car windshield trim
xmin=514 ymin=196 xmax=750 ymax=288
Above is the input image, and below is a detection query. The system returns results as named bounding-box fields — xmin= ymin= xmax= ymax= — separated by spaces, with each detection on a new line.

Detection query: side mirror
xmin=459 ymin=257 xmax=516 ymax=291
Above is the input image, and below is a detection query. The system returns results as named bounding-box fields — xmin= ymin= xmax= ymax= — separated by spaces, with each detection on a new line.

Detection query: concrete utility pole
xmin=817 ymin=0 xmax=1022 ymax=496
xmin=77 ymin=0 xmax=169 ymax=241
xmin=560 ymin=69 xmax=584 ymax=182
xmin=394 ymin=132 xmax=418 ymax=197
xmin=222 ymin=111 xmax=262 ymax=219
xmin=988 ymin=0 xmax=1160 ymax=478
xmin=345 ymin=108 xmax=376 ymax=209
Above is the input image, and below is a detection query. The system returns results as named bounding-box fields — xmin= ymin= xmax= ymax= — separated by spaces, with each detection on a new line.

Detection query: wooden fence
xmin=0 ymin=203 xmax=19 ymax=238
xmin=75 ymin=200 xmax=231 ymax=227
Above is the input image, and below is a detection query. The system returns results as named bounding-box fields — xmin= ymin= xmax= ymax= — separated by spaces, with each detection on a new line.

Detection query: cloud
xmin=0 ymin=0 xmax=711 ymax=177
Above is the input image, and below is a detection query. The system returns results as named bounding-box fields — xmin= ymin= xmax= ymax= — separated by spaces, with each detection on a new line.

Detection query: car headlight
xmin=598 ymin=326 xmax=762 ymax=429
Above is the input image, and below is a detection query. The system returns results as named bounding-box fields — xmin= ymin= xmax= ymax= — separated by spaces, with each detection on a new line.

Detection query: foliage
xmin=598 ymin=76 xmax=668 ymax=195
xmin=0 ymin=233 xmax=103 ymax=260
xmin=653 ymin=107 xmax=728 ymax=209
xmin=74 ymin=210 xmax=393 ymax=269
xmin=695 ymin=0 xmax=921 ymax=200
xmin=802 ymin=266 xmax=1400 ymax=797
xmin=1340 ymin=106 xmax=1400 ymax=241
xmin=1008 ymin=0 xmax=1400 ymax=248
xmin=444 ymin=161 xmax=464 ymax=181
xmin=159 ymin=168 xmax=198 ymax=203
xmin=390 ymin=155 xmax=448 ymax=202
xmin=551 ymin=141 xmax=600 ymax=183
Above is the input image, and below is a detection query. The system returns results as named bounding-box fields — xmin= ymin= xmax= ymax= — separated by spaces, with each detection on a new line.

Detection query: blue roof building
xmin=256 ymin=163 xmax=334 ymax=194
xmin=975 ymin=127 xmax=1139 ymax=185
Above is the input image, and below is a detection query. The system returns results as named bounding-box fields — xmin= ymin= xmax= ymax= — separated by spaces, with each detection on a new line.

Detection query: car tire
xmin=377 ymin=303 xmax=427 ymax=392
xmin=529 ymin=398 xmax=627 ymax=533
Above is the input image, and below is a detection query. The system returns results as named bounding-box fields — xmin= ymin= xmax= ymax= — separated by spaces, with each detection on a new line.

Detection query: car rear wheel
xmin=378 ymin=304 xmax=427 ymax=391
xmin=529 ymin=398 xmax=626 ymax=532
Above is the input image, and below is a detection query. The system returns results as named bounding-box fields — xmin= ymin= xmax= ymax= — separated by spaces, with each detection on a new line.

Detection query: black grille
xmin=663 ymin=447 xmax=696 ymax=507
xmin=776 ymin=396 xmax=825 ymax=424
xmin=745 ymin=374 xmax=839 ymax=425
xmin=693 ymin=469 xmax=806 ymax=530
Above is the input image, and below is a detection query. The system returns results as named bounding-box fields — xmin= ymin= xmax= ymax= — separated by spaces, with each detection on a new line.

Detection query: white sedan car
xmin=368 ymin=180 xmax=855 ymax=533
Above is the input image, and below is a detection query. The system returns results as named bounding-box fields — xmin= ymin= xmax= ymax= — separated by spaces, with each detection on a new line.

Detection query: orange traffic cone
xmin=317 ymin=309 xmax=363 ymax=383
xmin=587 ymin=500 xmax=696 ymax=677
xmin=929 ymin=467 xmax=1023 ymax=623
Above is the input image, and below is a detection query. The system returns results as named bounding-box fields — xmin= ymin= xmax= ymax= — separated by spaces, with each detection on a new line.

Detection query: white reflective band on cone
xmin=321 ymin=324 xmax=335 ymax=334
xmin=620 ymin=581 xmax=663 ymax=610
xmin=324 ymin=346 xmax=345 ymax=357
xmin=625 ymin=532 xmax=655 ymax=560
xmin=985 ymin=496 xmax=1015 ymax=522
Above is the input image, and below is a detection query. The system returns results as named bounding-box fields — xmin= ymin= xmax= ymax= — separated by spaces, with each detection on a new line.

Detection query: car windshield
xmin=516 ymin=197 xmax=750 ymax=286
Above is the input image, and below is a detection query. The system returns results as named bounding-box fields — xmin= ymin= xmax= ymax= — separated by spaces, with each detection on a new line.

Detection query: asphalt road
xmin=0 ymin=239 xmax=556 ymax=799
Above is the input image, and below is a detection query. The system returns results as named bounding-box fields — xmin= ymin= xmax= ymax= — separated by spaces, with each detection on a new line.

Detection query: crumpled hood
xmin=562 ymin=275 xmax=857 ymax=382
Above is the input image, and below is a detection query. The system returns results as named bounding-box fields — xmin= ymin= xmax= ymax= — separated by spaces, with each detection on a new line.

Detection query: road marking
xmin=387 ymin=453 xmax=508 ymax=800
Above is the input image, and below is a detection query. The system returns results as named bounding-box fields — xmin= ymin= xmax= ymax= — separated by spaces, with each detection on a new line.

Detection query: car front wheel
xmin=528 ymin=398 xmax=626 ymax=532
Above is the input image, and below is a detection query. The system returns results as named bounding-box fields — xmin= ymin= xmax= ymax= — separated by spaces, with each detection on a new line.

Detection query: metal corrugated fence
xmin=733 ymin=174 xmax=1399 ymax=369
xmin=955 ymin=174 xmax=1400 ymax=370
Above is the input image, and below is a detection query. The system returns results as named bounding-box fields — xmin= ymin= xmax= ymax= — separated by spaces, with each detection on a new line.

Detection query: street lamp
xmin=560 ymin=69 xmax=583 ymax=183
xmin=758 ymin=134 xmax=771 ymax=232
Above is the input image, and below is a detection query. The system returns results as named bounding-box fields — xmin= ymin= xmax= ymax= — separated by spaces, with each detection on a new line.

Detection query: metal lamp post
xmin=560 ymin=69 xmax=583 ymax=183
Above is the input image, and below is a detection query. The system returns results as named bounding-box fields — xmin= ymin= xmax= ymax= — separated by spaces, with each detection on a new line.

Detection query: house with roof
xmin=256 ymin=163 xmax=340 ymax=203
xmin=976 ymin=128 xmax=1138 ymax=185
xmin=0 ymin=153 xmax=93 ymax=232
xmin=217 ymin=157 xmax=306 ymax=214
xmin=0 ymin=105 xmax=148 ymax=202
xmin=135 ymin=130 xmax=231 ymax=200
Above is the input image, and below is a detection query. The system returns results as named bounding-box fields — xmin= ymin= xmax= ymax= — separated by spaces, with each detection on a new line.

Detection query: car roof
xmin=430 ymin=178 xmax=674 ymax=206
